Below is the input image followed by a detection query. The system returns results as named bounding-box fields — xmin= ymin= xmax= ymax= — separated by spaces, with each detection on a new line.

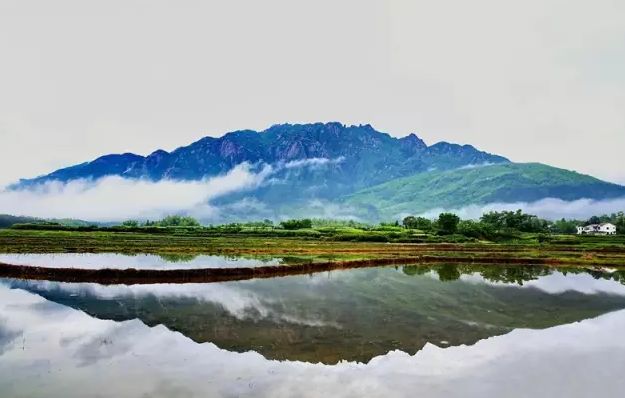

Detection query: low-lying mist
xmin=1 ymin=160 xmax=624 ymax=223
xmin=0 ymin=163 xmax=272 ymax=221
xmin=417 ymin=197 xmax=625 ymax=221
xmin=0 ymin=159 xmax=355 ymax=222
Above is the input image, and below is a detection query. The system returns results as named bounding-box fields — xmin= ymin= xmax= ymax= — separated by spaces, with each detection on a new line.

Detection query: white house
xmin=576 ymin=223 xmax=617 ymax=235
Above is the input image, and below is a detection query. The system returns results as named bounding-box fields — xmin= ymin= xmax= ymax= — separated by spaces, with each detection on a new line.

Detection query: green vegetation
xmin=588 ymin=212 xmax=625 ymax=230
xmin=6 ymin=209 xmax=625 ymax=247
xmin=546 ymin=212 xmax=625 ymax=234
xmin=0 ymin=214 xmax=41 ymax=229
xmin=280 ymin=219 xmax=312 ymax=230
xmin=457 ymin=220 xmax=495 ymax=240
xmin=480 ymin=210 xmax=549 ymax=233
xmin=2 ymin=212 xmax=625 ymax=270
xmin=3 ymin=211 xmax=624 ymax=276
xmin=437 ymin=213 xmax=460 ymax=235
xmin=402 ymin=216 xmax=432 ymax=231
xmin=344 ymin=163 xmax=625 ymax=218
xmin=146 ymin=215 xmax=200 ymax=227
xmin=0 ymin=214 xmax=96 ymax=229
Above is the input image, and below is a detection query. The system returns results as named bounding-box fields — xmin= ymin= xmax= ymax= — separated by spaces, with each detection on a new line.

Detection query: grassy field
xmin=1 ymin=228 xmax=624 ymax=262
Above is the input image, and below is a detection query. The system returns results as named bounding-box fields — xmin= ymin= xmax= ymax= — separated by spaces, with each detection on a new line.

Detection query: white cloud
xmin=460 ymin=271 xmax=625 ymax=296
xmin=284 ymin=157 xmax=345 ymax=169
xmin=0 ymin=163 xmax=272 ymax=221
xmin=6 ymin=280 xmax=339 ymax=328
xmin=0 ymin=157 xmax=350 ymax=221
xmin=457 ymin=162 xmax=495 ymax=170
xmin=0 ymin=253 xmax=283 ymax=270
xmin=418 ymin=197 xmax=625 ymax=220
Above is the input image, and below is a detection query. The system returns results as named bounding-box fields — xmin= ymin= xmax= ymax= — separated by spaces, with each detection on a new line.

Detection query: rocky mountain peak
xmin=13 ymin=122 xmax=509 ymax=190
xmin=400 ymin=133 xmax=428 ymax=152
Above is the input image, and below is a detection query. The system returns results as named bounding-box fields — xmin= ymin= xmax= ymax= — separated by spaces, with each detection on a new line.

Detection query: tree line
xmin=120 ymin=210 xmax=624 ymax=236
xmin=402 ymin=210 xmax=625 ymax=236
xmin=8 ymin=210 xmax=622 ymax=239
xmin=121 ymin=216 xmax=314 ymax=230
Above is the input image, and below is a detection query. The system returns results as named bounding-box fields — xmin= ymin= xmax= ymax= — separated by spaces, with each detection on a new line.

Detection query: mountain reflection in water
xmin=2 ymin=264 xmax=625 ymax=364
xmin=1 ymin=271 xmax=625 ymax=397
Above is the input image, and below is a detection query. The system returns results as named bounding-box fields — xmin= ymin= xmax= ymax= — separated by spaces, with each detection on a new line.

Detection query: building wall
xmin=577 ymin=224 xmax=616 ymax=235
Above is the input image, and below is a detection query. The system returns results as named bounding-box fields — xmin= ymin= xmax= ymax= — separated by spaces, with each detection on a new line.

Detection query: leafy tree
xmin=587 ymin=216 xmax=601 ymax=225
xmin=403 ymin=216 xmax=433 ymax=231
xmin=414 ymin=217 xmax=433 ymax=231
xmin=551 ymin=218 xmax=578 ymax=234
xmin=121 ymin=220 xmax=139 ymax=227
xmin=158 ymin=215 xmax=200 ymax=227
xmin=402 ymin=216 xmax=417 ymax=229
xmin=457 ymin=220 xmax=494 ymax=239
xmin=437 ymin=213 xmax=460 ymax=235
xmin=615 ymin=211 xmax=625 ymax=234
xmin=480 ymin=209 xmax=548 ymax=233
xmin=280 ymin=219 xmax=313 ymax=230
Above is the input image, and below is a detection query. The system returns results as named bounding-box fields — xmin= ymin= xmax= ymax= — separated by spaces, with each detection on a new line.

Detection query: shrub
xmin=157 ymin=215 xmax=200 ymax=227
xmin=403 ymin=216 xmax=433 ymax=230
xmin=280 ymin=219 xmax=313 ymax=230
xmin=333 ymin=233 xmax=389 ymax=242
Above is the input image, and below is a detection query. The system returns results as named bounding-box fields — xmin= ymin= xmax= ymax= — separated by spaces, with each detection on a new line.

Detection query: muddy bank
xmin=1 ymin=255 xmax=622 ymax=285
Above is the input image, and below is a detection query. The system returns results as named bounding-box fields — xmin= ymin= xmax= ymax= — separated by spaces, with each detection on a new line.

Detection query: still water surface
xmin=0 ymin=253 xmax=290 ymax=269
xmin=1 ymin=264 xmax=624 ymax=397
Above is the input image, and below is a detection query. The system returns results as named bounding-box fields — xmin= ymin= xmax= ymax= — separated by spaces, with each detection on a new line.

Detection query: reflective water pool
xmin=1 ymin=264 xmax=625 ymax=397
xmin=0 ymin=253 xmax=290 ymax=269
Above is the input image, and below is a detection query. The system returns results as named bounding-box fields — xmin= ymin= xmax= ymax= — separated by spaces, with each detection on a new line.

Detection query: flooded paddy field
xmin=0 ymin=253 xmax=290 ymax=270
xmin=0 ymin=252 xmax=344 ymax=271
xmin=1 ymin=229 xmax=624 ymax=397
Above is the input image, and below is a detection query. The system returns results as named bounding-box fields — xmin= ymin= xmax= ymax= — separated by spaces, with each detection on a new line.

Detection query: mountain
xmin=0 ymin=214 xmax=99 ymax=229
xmin=0 ymin=214 xmax=41 ymax=229
xmin=344 ymin=163 xmax=625 ymax=219
xmin=14 ymin=122 xmax=507 ymax=199
xmin=10 ymin=122 xmax=625 ymax=221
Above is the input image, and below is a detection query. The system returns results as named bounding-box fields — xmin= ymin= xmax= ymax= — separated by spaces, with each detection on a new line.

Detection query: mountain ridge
xmin=14 ymin=122 xmax=508 ymax=188
xmin=9 ymin=122 xmax=625 ymax=222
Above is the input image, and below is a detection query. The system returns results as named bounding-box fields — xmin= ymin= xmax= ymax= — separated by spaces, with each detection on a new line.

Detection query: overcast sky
xmin=1 ymin=0 xmax=624 ymax=188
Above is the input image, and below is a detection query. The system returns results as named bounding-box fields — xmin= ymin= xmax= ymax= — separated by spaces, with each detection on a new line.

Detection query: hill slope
xmin=343 ymin=163 xmax=625 ymax=219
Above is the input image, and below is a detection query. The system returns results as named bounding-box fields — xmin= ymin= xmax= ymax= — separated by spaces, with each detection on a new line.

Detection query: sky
xmin=1 ymin=0 xmax=624 ymax=188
